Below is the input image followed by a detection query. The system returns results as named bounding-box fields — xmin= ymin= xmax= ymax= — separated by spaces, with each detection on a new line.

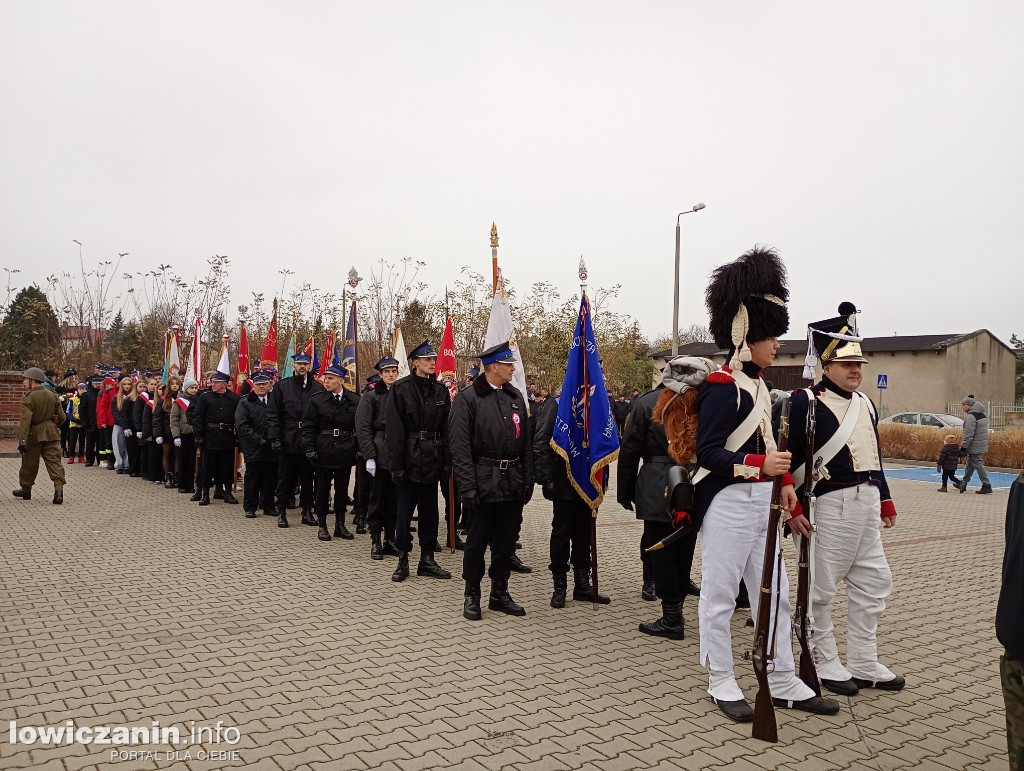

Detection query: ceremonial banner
xmin=282 ymin=332 xmax=296 ymax=378
xmin=484 ymin=283 xmax=528 ymax=409
xmin=304 ymin=335 xmax=318 ymax=373
xmin=341 ymin=303 xmax=358 ymax=393
xmin=318 ymin=329 xmax=335 ymax=382
xmin=215 ymin=337 xmax=231 ymax=380
xmin=261 ymin=299 xmax=279 ymax=367
xmin=551 ymin=295 xmax=619 ymax=509
xmin=166 ymin=328 xmax=180 ymax=381
xmin=437 ymin=316 xmax=458 ymax=401
xmin=190 ymin=318 xmax=203 ymax=383
xmin=236 ymin=322 xmax=250 ymax=393
xmin=394 ymin=325 xmax=410 ymax=378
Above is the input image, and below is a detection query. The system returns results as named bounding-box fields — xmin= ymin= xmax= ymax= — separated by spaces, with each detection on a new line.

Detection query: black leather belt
xmin=478 ymin=456 xmax=519 ymax=469
xmin=215 ymin=423 xmax=234 ymax=432
xmin=321 ymin=429 xmax=354 ymax=437
xmin=416 ymin=431 xmax=440 ymax=440
xmin=284 ymin=419 xmax=304 ymax=428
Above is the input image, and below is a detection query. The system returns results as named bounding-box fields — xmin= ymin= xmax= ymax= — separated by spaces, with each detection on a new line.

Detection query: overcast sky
xmin=1 ymin=1 xmax=1021 ymax=345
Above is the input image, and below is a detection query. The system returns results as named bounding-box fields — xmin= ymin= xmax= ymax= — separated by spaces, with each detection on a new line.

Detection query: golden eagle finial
xmin=490 ymin=222 xmax=499 ymax=249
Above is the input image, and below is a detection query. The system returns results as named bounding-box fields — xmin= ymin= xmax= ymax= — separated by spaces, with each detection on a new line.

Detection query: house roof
xmin=650 ymin=330 xmax=1014 ymax=360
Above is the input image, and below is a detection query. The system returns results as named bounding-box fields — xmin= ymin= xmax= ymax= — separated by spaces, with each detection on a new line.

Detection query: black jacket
xmin=192 ymin=388 xmax=241 ymax=450
xmin=616 ymin=387 xmax=672 ymax=523
xmin=133 ymin=391 xmax=154 ymax=440
xmin=937 ymin=443 xmax=961 ymax=471
xmin=80 ymin=387 xmax=99 ymax=430
xmin=998 ymin=474 xmax=1024 ymax=659
xmin=301 ymin=389 xmax=360 ymax=468
xmin=386 ymin=373 xmax=450 ymax=484
xmin=533 ymin=398 xmax=576 ymax=501
xmin=356 ymin=380 xmax=391 ymax=470
xmin=235 ymin=391 xmax=273 ymax=461
xmin=111 ymin=395 xmax=135 ymax=431
xmin=449 ymin=375 xmax=534 ymax=503
xmin=267 ymin=373 xmax=324 ymax=455
xmin=153 ymin=400 xmax=172 ymax=441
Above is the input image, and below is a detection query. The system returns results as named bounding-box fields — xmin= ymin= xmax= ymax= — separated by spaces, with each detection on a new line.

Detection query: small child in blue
xmin=936 ymin=434 xmax=962 ymax=492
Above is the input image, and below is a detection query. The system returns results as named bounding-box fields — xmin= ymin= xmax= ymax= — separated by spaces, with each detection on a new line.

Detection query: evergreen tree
xmin=0 ymin=286 xmax=61 ymax=370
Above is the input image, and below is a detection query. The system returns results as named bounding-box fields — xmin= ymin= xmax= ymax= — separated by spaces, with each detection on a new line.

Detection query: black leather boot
xmin=198 ymin=489 xmax=211 ymax=506
xmin=334 ymin=512 xmax=354 ymax=539
xmin=12 ymin=488 xmax=31 ymax=500
xmin=551 ymin=572 xmax=568 ymax=608
xmin=382 ymin=530 xmax=401 ymax=557
xmin=52 ymin=488 xmax=63 ymax=505
xmin=641 ymin=562 xmax=657 ymax=601
xmin=317 ymin=513 xmax=331 ymax=541
xmin=222 ymin=490 xmax=239 ymax=505
xmin=164 ymin=473 xmax=175 ymax=489
xmin=300 ymin=507 xmax=317 ymax=526
xmin=355 ymin=510 xmax=367 ymax=535
xmin=509 ymin=553 xmax=533 ymax=573
xmin=277 ymin=509 xmax=289 ymax=528
xmin=213 ymin=487 xmax=224 ymax=499
xmin=488 ymin=579 xmax=526 ymax=616
xmin=417 ymin=551 xmax=452 ymax=579
xmin=639 ymin=599 xmax=684 ymax=639
xmin=573 ymin=567 xmax=611 ymax=604
xmin=189 ymin=489 xmax=203 ymax=502
xmin=463 ymin=581 xmax=482 ymax=621
xmin=370 ymin=531 xmax=384 ymax=560
xmin=392 ymin=552 xmax=410 ymax=582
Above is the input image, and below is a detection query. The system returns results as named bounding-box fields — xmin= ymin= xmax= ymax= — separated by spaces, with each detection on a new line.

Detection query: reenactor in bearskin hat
xmin=695 ymin=246 xmax=839 ymax=722
xmin=785 ymin=302 xmax=904 ymax=696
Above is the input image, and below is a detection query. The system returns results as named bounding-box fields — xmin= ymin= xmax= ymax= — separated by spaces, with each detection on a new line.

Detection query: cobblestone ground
xmin=0 ymin=459 xmax=1011 ymax=770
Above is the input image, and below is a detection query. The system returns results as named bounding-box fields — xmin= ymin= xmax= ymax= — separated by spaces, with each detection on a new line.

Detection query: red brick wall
xmin=0 ymin=372 xmax=25 ymax=437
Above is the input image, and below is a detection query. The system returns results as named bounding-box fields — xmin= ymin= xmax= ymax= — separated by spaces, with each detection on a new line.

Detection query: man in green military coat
xmin=14 ymin=367 xmax=67 ymax=504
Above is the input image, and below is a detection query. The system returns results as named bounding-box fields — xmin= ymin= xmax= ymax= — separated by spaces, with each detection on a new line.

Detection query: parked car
xmin=879 ymin=412 xmax=965 ymax=428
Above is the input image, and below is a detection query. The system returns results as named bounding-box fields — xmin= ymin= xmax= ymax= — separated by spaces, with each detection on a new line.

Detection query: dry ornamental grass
xmin=877 ymin=424 xmax=1024 ymax=470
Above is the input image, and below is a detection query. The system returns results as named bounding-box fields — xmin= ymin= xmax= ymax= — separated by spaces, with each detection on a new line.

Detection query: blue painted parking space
xmin=885 ymin=466 xmax=1019 ymax=490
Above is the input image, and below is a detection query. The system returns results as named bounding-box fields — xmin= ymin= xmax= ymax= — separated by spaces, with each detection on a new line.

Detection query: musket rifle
xmin=751 ymin=397 xmax=790 ymax=743
xmin=794 ymin=396 xmax=821 ymax=696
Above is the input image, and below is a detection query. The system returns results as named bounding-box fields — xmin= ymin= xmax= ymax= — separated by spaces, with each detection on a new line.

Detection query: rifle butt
xmin=751 ymin=686 xmax=778 ymax=742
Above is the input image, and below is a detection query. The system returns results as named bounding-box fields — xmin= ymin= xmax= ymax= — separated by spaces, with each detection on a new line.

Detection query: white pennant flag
xmin=394 ymin=325 xmax=410 ymax=378
xmin=484 ymin=284 xmax=528 ymax=410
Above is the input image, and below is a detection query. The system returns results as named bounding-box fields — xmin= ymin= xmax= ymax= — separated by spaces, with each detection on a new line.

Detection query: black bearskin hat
xmin=705 ymin=246 xmax=790 ymax=368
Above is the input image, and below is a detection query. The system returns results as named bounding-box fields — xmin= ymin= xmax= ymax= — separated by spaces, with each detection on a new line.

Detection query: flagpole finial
xmin=490 ymin=223 xmax=499 ymax=249
xmin=347 ymin=267 xmax=362 ymax=289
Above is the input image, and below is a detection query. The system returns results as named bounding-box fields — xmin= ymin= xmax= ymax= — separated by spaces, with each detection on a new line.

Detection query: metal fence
xmin=946 ymin=402 xmax=1024 ymax=431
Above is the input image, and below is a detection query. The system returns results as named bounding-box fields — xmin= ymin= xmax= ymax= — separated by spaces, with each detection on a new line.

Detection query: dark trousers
xmin=549 ymin=497 xmax=593 ymax=574
xmin=355 ymin=463 xmax=372 ymax=516
xmin=367 ymin=469 xmax=397 ymax=534
xmin=68 ymin=427 xmax=85 ymax=458
xmin=276 ymin=453 xmax=314 ymax=511
xmin=60 ymin=422 xmax=70 ymax=455
xmin=440 ymin=474 xmax=463 ymax=534
xmin=395 ymin=480 xmax=439 ymax=553
xmin=199 ymin=447 xmax=234 ymax=491
xmin=84 ymin=430 xmax=97 ymax=464
xmin=147 ymin=442 xmax=163 ymax=480
xmin=462 ymin=500 xmax=523 ymax=583
xmin=244 ymin=458 xmax=279 ymax=514
xmin=177 ymin=435 xmax=196 ymax=490
xmin=313 ymin=465 xmax=353 ymax=519
xmin=126 ymin=435 xmax=139 ymax=475
xmin=99 ymin=426 xmax=113 ymax=464
xmin=941 ymin=469 xmax=961 ymax=486
xmin=642 ymin=520 xmax=698 ymax=603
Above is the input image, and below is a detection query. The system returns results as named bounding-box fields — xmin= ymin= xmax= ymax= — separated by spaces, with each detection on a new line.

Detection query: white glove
xmin=124 ymin=428 xmax=132 ymax=437
xmin=155 ymin=436 xmax=164 ymax=445
xmin=174 ymin=437 xmax=181 ymax=447
xmin=366 ymin=458 xmax=376 ymax=476
xmin=136 ymin=431 xmax=142 ymax=439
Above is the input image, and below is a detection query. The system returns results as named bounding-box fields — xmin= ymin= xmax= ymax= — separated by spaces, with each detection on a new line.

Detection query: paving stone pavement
xmin=0 ymin=459 xmax=1012 ymax=770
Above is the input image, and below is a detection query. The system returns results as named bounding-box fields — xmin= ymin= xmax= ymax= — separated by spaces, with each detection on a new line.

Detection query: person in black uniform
xmin=192 ymin=369 xmax=241 ymax=506
xmin=534 ymin=394 xmax=609 ymax=608
xmin=356 ymin=359 xmax=402 ymax=560
xmin=450 ymin=341 xmax=534 ymax=620
xmin=619 ymin=357 xmax=711 ymax=639
xmin=385 ymin=340 xmax=452 ymax=583
xmin=80 ymin=376 xmax=100 ymax=466
xmin=236 ymin=368 xmax=279 ymax=522
xmin=267 ymin=352 xmax=324 ymax=526
xmin=302 ymin=364 xmax=360 ymax=542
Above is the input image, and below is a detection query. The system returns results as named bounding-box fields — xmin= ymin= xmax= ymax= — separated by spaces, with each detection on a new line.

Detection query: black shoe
xmin=509 ymin=553 xmax=533 ymax=574
xmin=190 ymin=491 xmax=203 ymax=502
xmin=278 ymin=512 xmax=289 ymax=528
xmin=244 ymin=510 xmax=257 ymax=519
xmin=772 ymin=695 xmax=841 ymax=715
xmin=334 ymin=522 xmax=354 ymax=540
xmin=821 ymin=678 xmax=859 ymax=697
xmin=382 ymin=540 xmax=401 ymax=558
xmin=370 ymin=532 xmax=384 ymax=560
xmin=488 ymin=580 xmax=525 ymax=616
xmin=851 ymin=675 xmax=906 ymax=692
xmin=572 ymin=568 xmax=610 ymax=604
xmin=286 ymin=497 xmax=298 ymax=510
xmin=642 ymin=579 xmax=657 ymax=602
xmin=417 ymin=552 xmax=452 ymax=579
xmin=688 ymin=579 xmax=701 ymax=597
xmin=712 ymin=697 xmax=753 ymax=723
xmin=638 ymin=600 xmax=684 ymax=639
xmin=213 ymin=488 xmax=224 ymax=499
xmin=937 ymin=485 xmax=948 ymax=492
xmin=52 ymin=489 xmax=63 ymax=505
xmin=355 ymin=515 xmax=368 ymax=535
xmin=392 ymin=553 xmax=410 ymax=582
xmin=198 ymin=491 xmax=211 ymax=506
xmin=164 ymin=474 xmax=175 ymax=489
xmin=300 ymin=508 xmax=317 ymax=526
xmin=515 ymin=541 xmax=523 ymax=550
xmin=317 ymin=526 xmax=332 ymax=541
xmin=551 ymin=573 xmax=567 ymax=609
xmin=177 ymin=487 xmax=189 ymax=493
xmin=463 ymin=582 xmax=482 ymax=621
xmin=223 ymin=492 xmax=239 ymax=505
xmin=12 ymin=488 xmax=31 ymax=500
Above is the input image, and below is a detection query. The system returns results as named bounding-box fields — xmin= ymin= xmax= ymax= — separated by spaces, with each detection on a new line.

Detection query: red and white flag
xmin=437 ymin=316 xmax=458 ymax=401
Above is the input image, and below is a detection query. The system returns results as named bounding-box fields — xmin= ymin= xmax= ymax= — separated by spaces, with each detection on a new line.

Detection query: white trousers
xmin=810 ymin=484 xmax=895 ymax=682
xmin=699 ymin=482 xmax=814 ymax=702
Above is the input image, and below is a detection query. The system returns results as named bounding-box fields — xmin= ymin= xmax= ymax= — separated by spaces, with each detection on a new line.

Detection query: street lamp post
xmin=671 ymin=203 xmax=706 ymax=356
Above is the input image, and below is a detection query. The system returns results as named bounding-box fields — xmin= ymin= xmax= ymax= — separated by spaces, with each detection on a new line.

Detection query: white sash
xmin=792 ymin=389 xmax=874 ymax=491
xmin=692 ymin=371 xmax=771 ymax=486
